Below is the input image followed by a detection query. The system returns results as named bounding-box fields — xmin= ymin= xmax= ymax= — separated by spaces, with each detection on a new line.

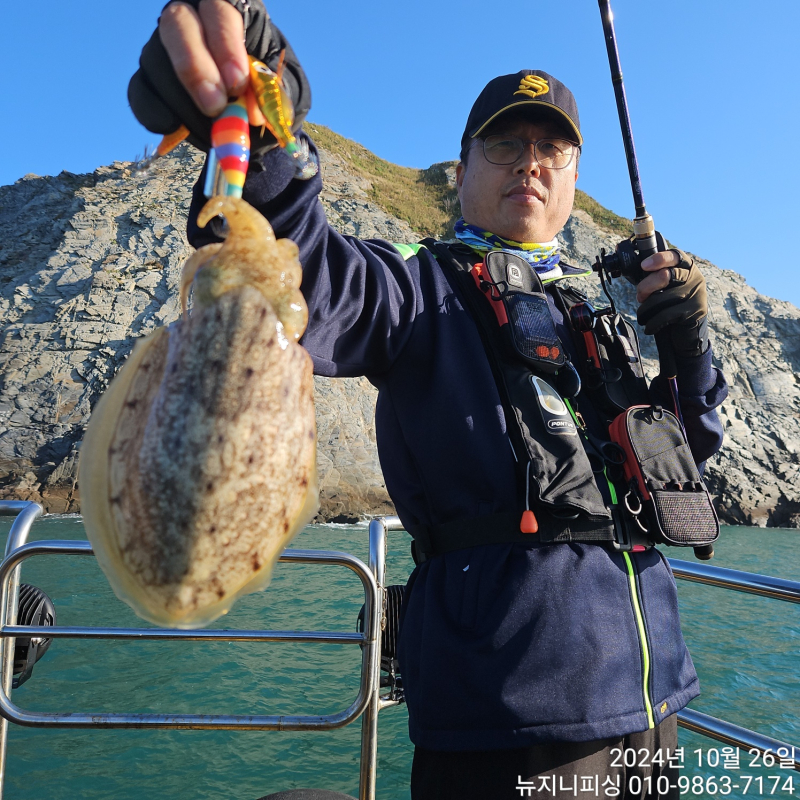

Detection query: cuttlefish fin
xmin=180 ymin=243 xmax=224 ymax=320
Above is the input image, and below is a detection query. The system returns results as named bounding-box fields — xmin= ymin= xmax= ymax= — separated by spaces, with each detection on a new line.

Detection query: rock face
xmin=1 ymin=141 xmax=798 ymax=526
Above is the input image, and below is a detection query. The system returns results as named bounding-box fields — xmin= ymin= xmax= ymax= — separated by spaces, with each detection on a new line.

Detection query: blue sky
xmin=2 ymin=0 xmax=799 ymax=306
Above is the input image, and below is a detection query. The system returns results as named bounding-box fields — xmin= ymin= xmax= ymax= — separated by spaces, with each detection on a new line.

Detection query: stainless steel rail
xmin=0 ymin=540 xmax=379 ymax=730
xmin=0 ymin=502 xmax=383 ymax=800
xmin=359 ymin=516 xmax=403 ymax=799
xmin=668 ymin=556 xmax=800 ymax=771
xmin=668 ymin=558 xmax=800 ymax=604
xmin=679 ymin=708 xmax=800 ymax=765
xmin=0 ymin=500 xmax=43 ymax=799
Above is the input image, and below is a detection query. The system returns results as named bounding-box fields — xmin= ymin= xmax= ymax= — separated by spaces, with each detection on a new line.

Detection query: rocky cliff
xmin=1 ymin=127 xmax=798 ymax=526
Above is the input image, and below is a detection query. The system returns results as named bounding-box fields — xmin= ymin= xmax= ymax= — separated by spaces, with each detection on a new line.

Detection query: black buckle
xmin=610 ymin=506 xmax=653 ymax=552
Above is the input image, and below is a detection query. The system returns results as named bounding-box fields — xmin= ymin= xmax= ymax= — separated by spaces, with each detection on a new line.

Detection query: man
xmin=130 ymin=2 xmax=728 ymax=797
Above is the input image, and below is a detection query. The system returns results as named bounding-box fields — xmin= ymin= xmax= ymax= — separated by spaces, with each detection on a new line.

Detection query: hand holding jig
xmin=159 ymin=0 xmax=249 ymax=118
xmin=129 ymin=0 xmax=311 ymax=157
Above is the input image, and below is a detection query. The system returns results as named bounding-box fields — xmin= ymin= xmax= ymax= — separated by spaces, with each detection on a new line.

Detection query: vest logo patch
xmin=547 ymin=418 xmax=576 ymax=435
xmin=514 ymin=75 xmax=549 ymax=100
xmin=507 ymin=264 xmax=524 ymax=288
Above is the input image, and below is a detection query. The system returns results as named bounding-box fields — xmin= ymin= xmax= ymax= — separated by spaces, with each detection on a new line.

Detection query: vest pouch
xmin=481 ymin=251 xmax=566 ymax=375
xmin=507 ymin=367 xmax=611 ymax=521
xmin=571 ymin=304 xmax=649 ymax=416
xmin=608 ymin=406 xmax=719 ymax=547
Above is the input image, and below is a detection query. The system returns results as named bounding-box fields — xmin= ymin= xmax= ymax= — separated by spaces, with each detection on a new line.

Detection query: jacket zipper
xmin=564 ymin=399 xmax=654 ymax=725
xmin=623 ymin=551 xmax=655 ymax=728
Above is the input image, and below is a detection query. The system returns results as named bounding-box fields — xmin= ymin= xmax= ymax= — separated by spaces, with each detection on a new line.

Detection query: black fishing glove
xmin=128 ymin=0 xmax=311 ymax=155
xmin=637 ymin=249 xmax=709 ymax=358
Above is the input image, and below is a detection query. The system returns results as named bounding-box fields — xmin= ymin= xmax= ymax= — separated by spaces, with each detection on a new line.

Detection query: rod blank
xmin=597 ymin=0 xmax=647 ymax=218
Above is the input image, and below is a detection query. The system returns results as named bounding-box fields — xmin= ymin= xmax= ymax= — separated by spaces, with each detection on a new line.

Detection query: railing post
xmin=359 ymin=519 xmax=387 ymax=800
xmin=0 ymin=501 xmax=43 ymax=800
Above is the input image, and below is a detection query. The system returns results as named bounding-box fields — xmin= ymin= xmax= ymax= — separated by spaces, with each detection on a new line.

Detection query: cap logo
xmin=514 ymin=75 xmax=549 ymax=100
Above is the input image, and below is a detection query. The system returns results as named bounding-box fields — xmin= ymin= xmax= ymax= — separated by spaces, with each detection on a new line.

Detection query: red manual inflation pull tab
xmin=520 ymin=510 xmax=539 ymax=534
xmin=632 ymin=545 xmax=647 ymax=552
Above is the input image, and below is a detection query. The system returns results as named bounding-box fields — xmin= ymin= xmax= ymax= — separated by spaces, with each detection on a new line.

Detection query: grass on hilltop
xmin=306 ymin=123 xmax=460 ymax=238
xmin=573 ymin=190 xmax=631 ymax=239
xmin=306 ymin=122 xmax=632 ymax=240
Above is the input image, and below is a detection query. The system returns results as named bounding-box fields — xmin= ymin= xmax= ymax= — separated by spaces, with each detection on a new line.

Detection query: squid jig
xmin=136 ymin=50 xmax=317 ymax=192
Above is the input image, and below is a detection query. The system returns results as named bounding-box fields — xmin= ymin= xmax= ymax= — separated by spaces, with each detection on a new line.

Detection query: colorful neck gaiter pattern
xmin=454 ymin=218 xmax=562 ymax=278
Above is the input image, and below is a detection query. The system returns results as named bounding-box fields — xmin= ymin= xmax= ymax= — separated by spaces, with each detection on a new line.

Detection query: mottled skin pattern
xmin=80 ymin=197 xmax=318 ymax=628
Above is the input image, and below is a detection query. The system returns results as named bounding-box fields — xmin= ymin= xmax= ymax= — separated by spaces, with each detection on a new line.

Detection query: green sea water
xmin=0 ymin=518 xmax=797 ymax=800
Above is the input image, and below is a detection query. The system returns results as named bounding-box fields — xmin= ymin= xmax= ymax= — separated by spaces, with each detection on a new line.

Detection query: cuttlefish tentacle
xmin=197 ymin=196 xmax=277 ymax=243
xmin=191 ymin=197 xmax=307 ymax=341
xmin=180 ymin=243 xmax=223 ymax=320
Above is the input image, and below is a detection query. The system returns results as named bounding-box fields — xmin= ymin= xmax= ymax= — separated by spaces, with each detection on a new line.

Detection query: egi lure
xmin=137 ymin=50 xmax=317 ymax=191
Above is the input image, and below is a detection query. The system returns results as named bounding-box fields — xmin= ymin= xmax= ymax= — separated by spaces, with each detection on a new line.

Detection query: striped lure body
xmin=210 ymin=96 xmax=251 ymax=197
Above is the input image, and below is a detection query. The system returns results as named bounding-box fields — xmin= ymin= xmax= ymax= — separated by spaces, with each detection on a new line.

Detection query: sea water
xmin=0 ymin=518 xmax=797 ymax=800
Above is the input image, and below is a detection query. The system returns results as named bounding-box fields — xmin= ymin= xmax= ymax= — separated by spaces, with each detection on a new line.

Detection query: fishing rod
xmin=593 ymin=0 xmax=681 ymax=390
xmin=593 ymin=0 xmax=664 ymax=286
xmin=576 ymin=4 xmax=681 ymax=457
xmin=592 ymin=2 xmax=719 ymax=560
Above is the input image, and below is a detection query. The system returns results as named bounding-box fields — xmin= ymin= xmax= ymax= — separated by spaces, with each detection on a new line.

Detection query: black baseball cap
xmin=461 ymin=70 xmax=582 ymax=151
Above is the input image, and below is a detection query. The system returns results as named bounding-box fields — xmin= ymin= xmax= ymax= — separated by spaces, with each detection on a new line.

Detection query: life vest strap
xmin=409 ymin=512 xmax=615 ymax=562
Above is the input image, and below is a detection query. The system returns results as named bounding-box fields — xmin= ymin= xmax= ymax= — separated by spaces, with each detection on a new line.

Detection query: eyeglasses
xmin=477 ymin=135 xmax=580 ymax=169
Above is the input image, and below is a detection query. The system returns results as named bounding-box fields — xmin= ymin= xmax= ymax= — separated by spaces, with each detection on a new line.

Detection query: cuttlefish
xmin=79 ymin=197 xmax=318 ymax=629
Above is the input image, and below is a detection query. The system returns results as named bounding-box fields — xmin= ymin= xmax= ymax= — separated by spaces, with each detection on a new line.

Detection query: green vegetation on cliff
xmin=306 ymin=122 xmax=631 ymax=240
xmin=572 ymin=190 xmax=631 ymax=239
xmin=306 ymin=123 xmax=459 ymax=238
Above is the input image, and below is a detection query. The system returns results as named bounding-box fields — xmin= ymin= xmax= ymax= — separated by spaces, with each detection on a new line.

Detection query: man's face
xmin=456 ymin=117 xmax=578 ymax=243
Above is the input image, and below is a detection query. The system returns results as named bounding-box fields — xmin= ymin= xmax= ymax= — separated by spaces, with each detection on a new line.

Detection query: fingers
xmin=636 ymin=269 xmax=672 ymax=303
xmin=160 ymin=0 xmax=247 ymax=118
xmin=198 ymin=0 xmax=249 ymax=95
xmin=160 ymin=2 xmax=227 ymax=116
xmin=640 ymin=250 xmax=679 ymax=272
xmin=638 ymin=277 xmax=706 ymax=335
xmin=637 ymin=250 xmax=679 ymax=303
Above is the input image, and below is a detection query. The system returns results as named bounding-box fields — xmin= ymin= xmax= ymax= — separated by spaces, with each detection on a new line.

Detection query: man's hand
xmin=636 ymin=250 xmax=681 ymax=305
xmin=159 ymin=0 xmax=248 ymax=118
xmin=129 ymin=0 xmax=310 ymax=154
xmin=636 ymin=248 xmax=709 ymax=357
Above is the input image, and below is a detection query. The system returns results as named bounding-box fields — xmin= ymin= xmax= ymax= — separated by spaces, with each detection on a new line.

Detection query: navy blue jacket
xmin=188 ymin=136 xmax=729 ymax=751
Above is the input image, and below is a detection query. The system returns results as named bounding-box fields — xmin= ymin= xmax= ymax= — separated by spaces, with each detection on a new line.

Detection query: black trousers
xmin=411 ymin=714 xmax=679 ymax=800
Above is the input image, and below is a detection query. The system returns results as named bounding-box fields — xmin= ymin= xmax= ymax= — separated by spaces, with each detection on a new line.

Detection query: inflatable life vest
xmin=409 ymin=240 xmax=718 ymax=561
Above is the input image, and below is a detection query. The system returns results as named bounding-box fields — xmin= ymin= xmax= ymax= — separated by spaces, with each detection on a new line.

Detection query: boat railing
xmin=0 ymin=505 xmax=798 ymax=800
xmin=667 ymin=556 xmax=800 ymax=768
xmin=0 ymin=502 xmax=399 ymax=800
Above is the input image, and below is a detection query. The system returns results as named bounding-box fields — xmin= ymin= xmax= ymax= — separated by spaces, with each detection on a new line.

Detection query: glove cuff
xmin=668 ymin=315 xmax=709 ymax=358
